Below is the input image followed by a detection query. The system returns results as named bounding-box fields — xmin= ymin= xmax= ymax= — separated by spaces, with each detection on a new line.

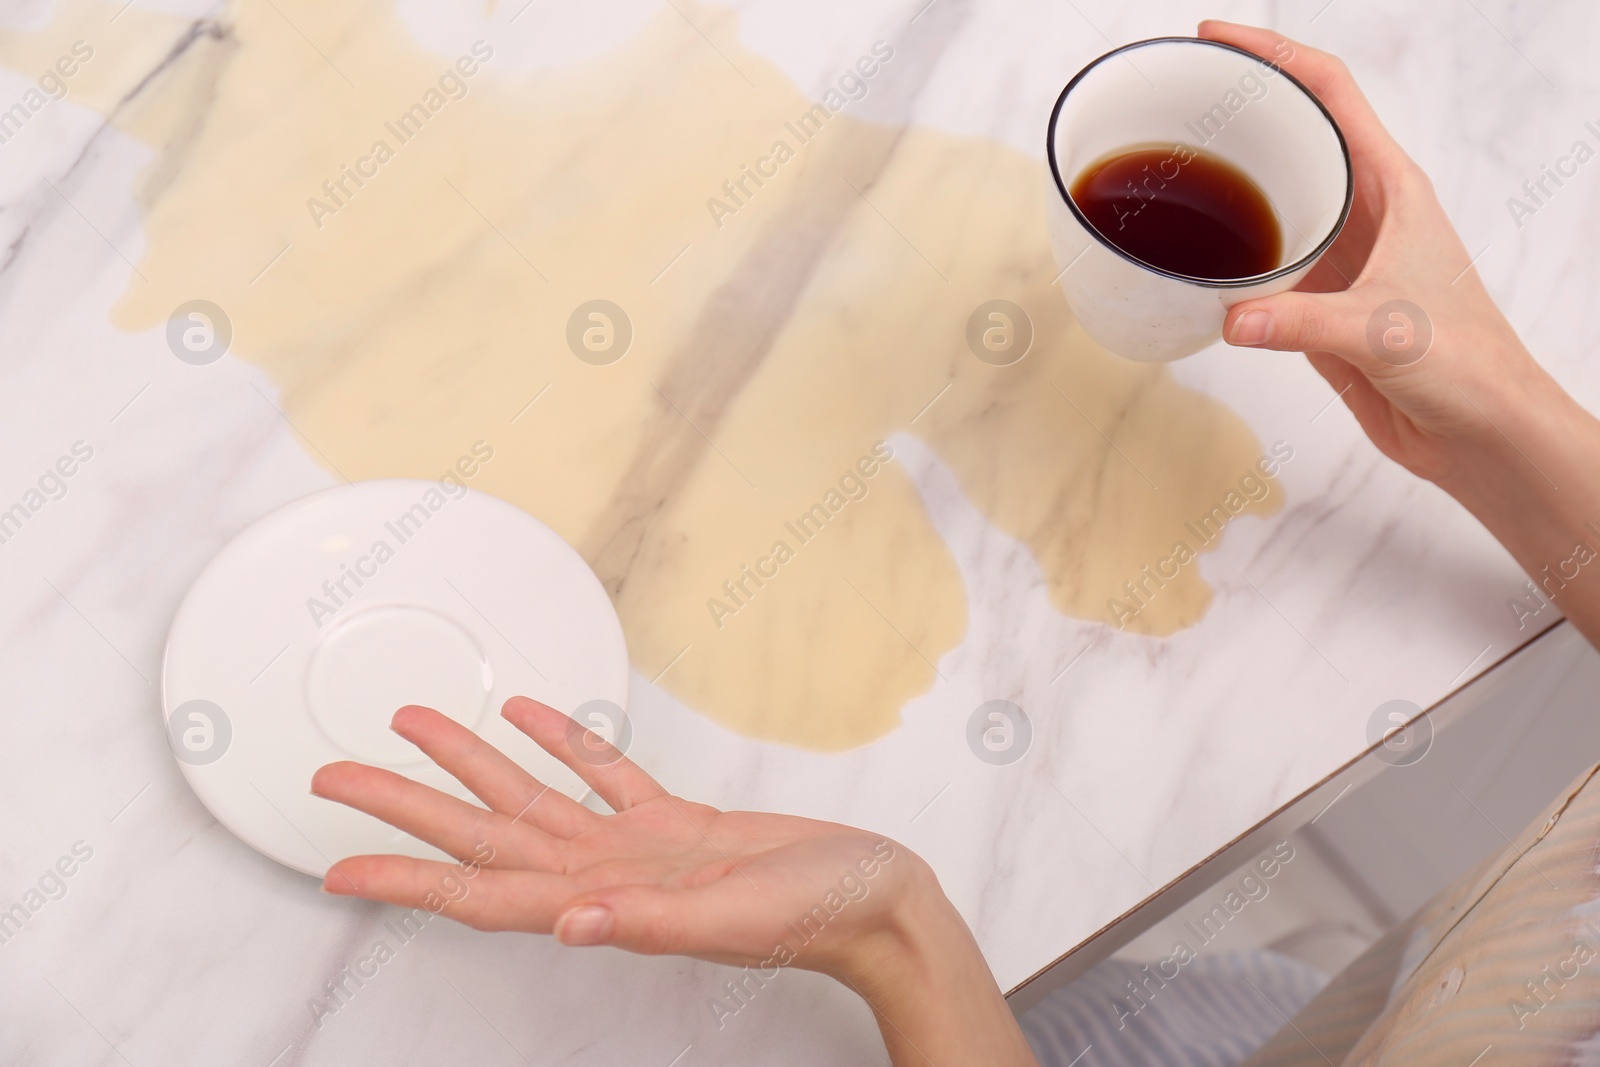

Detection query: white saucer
xmin=161 ymin=480 xmax=630 ymax=876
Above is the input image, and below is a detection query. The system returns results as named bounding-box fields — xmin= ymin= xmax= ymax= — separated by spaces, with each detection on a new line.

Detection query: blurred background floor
xmin=1015 ymin=620 xmax=1600 ymax=1065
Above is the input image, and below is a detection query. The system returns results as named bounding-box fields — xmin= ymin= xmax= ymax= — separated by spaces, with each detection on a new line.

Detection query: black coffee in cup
xmin=1070 ymin=144 xmax=1282 ymax=280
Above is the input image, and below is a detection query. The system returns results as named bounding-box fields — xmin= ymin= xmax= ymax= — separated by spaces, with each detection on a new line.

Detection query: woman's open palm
xmin=312 ymin=699 xmax=919 ymax=978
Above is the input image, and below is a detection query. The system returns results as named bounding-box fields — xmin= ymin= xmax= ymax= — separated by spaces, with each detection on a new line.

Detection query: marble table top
xmin=1 ymin=0 xmax=1592 ymax=1063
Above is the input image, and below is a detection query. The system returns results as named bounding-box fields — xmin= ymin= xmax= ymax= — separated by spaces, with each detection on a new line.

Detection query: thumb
xmin=552 ymin=883 xmax=750 ymax=957
xmin=1224 ymin=289 xmax=1373 ymax=361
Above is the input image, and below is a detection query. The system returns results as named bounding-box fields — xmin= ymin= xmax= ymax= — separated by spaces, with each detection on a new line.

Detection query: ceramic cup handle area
xmin=1046 ymin=36 xmax=1352 ymax=363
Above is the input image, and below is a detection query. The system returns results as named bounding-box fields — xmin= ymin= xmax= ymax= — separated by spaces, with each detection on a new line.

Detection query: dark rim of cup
xmin=1045 ymin=36 xmax=1354 ymax=289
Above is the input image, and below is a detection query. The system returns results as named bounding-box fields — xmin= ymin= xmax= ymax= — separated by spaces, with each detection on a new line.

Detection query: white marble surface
xmin=1 ymin=0 xmax=1595 ymax=1064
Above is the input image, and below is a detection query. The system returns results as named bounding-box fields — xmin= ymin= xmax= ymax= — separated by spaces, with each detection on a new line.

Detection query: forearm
xmin=1439 ymin=365 xmax=1600 ymax=649
xmin=837 ymin=877 xmax=1038 ymax=1067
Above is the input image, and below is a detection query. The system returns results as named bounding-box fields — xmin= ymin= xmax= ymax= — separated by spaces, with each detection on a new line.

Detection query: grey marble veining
xmin=1 ymin=0 xmax=1595 ymax=1064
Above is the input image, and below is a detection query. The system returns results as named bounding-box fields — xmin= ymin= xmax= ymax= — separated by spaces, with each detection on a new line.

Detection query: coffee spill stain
xmin=3 ymin=1 xmax=1278 ymax=750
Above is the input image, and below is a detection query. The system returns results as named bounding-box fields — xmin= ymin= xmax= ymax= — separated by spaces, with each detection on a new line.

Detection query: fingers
xmin=1303 ymin=349 xmax=1367 ymax=398
xmin=502 ymin=695 xmax=668 ymax=812
xmin=323 ymin=854 xmax=575 ymax=933
xmin=311 ymin=760 xmax=566 ymax=871
xmin=390 ymin=704 xmax=597 ymax=838
xmin=1196 ymin=21 xmax=1407 ymax=170
xmin=1304 ymin=351 xmax=1420 ymax=467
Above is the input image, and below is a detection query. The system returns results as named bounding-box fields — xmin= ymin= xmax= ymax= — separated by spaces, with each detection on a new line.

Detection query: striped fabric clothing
xmin=1020 ymin=951 xmax=1327 ymax=1067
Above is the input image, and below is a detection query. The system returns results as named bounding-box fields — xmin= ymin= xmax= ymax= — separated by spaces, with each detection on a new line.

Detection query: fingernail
xmin=1230 ymin=310 xmax=1271 ymax=346
xmin=555 ymin=905 xmax=612 ymax=946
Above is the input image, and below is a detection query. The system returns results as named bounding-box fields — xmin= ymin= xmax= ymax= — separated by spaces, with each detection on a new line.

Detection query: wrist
xmin=830 ymin=859 xmax=1040 ymax=1067
xmin=828 ymin=855 xmax=966 ymax=994
xmin=1432 ymin=357 xmax=1578 ymax=509
xmin=1432 ymin=364 xmax=1600 ymax=645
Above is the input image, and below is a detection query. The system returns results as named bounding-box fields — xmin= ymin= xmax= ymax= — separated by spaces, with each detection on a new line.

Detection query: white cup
xmin=1046 ymin=37 xmax=1352 ymax=362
